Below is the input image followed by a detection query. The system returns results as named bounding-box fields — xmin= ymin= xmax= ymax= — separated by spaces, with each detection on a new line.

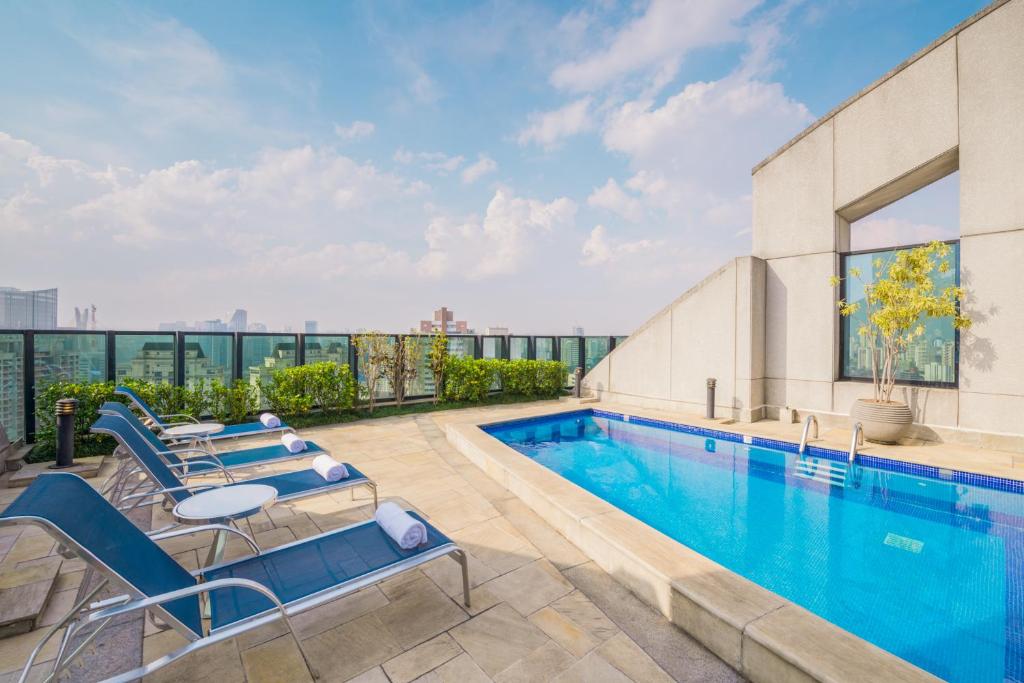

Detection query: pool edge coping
xmin=444 ymin=409 xmax=944 ymax=683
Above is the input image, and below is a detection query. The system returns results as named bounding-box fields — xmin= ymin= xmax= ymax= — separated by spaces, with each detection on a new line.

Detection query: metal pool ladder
xmin=798 ymin=415 xmax=818 ymax=455
xmin=793 ymin=418 xmax=863 ymax=489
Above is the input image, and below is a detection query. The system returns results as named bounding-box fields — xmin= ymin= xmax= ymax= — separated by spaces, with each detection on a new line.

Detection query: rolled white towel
xmin=281 ymin=433 xmax=307 ymax=454
xmin=260 ymin=413 xmax=282 ymax=428
xmin=311 ymin=454 xmax=349 ymax=482
xmin=374 ymin=502 xmax=427 ymax=550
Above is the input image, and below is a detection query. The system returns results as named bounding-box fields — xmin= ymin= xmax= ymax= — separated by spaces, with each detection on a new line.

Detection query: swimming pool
xmin=484 ymin=410 xmax=1024 ymax=683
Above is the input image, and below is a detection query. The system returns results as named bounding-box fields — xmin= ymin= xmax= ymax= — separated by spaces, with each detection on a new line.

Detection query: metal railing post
xmin=23 ymin=331 xmax=35 ymax=443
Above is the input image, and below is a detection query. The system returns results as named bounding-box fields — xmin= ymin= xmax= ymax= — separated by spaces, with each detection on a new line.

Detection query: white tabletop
xmin=173 ymin=484 xmax=278 ymax=525
xmin=163 ymin=422 xmax=225 ymax=438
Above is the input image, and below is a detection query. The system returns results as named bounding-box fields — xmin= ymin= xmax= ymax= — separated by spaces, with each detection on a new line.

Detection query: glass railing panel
xmin=841 ymin=241 xmax=959 ymax=385
xmin=481 ymin=337 xmax=503 ymax=390
xmin=584 ymin=337 xmax=610 ymax=373
xmin=614 ymin=336 xmax=629 ymax=347
xmin=448 ymin=336 xmax=476 ymax=358
xmin=242 ymin=335 xmax=298 ymax=407
xmin=534 ymin=337 xmax=554 ymax=361
xmin=33 ymin=333 xmax=107 ymax=431
xmin=405 ymin=335 xmax=435 ymax=399
xmin=183 ymin=334 xmax=233 ymax=387
xmin=0 ymin=334 xmax=25 ymax=442
xmin=558 ymin=337 xmax=582 ymax=387
xmin=304 ymin=335 xmax=351 ymax=368
xmin=509 ymin=337 xmax=529 ymax=360
xmin=115 ymin=333 xmax=176 ymax=384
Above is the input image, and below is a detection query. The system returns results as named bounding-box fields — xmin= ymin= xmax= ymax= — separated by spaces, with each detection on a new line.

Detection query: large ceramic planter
xmin=851 ymin=399 xmax=913 ymax=444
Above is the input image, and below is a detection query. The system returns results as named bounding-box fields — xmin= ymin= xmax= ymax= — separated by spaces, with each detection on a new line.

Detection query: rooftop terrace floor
xmin=0 ymin=398 xmax=1018 ymax=682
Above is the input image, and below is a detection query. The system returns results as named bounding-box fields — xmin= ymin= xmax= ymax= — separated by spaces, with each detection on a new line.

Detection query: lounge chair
xmin=91 ymin=414 xmax=378 ymax=511
xmin=114 ymin=385 xmax=294 ymax=441
xmin=99 ymin=402 xmax=326 ymax=476
xmin=1 ymin=472 xmax=468 ymax=682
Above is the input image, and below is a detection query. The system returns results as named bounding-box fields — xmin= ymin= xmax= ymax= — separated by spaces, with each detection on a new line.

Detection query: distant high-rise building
xmin=0 ymin=287 xmax=57 ymax=329
xmin=570 ymin=326 xmax=584 ymax=336
xmin=228 ymin=309 xmax=248 ymax=332
xmin=419 ymin=307 xmax=470 ymax=334
xmin=304 ymin=320 xmax=319 ymax=334
xmin=157 ymin=321 xmax=189 ymax=331
xmin=485 ymin=326 xmax=509 ymax=335
xmin=247 ymin=322 xmax=268 ymax=333
xmin=196 ymin=319 xmax=228 ymax=332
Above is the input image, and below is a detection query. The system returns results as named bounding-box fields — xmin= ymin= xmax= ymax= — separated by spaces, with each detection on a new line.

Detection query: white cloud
xmin=517 ymin=98 xmax=594 ymax=148
xmin=580 ymin=225 xmax=654 ymax=266
xmin=417 ymin=189 xmax=576 ymax=279
xmin=851 ymin=217 xmax=956 ymax=251
xmin=393 ymin=148 xmax=464 ymax=174
xmin=334 ymin=120 xmax=376 ymax=140
xmin=461 ymin=154 xmax=498 ymax=184
xmin=587 ymin=178 xmax=643 ymax=223
xmin=550 ymin=0 xmax=757 ymax=93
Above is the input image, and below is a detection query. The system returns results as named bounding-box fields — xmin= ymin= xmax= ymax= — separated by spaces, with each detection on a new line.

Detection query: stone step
xmin=7 ymin=456 xmax=106 ymax=489
xmin=0 ymin=556 xmax=61 ymax=639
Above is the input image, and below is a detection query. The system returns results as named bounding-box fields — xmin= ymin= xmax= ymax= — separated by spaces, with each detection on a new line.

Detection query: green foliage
xmin=832 ymin=240 xmax=972 ymax=402
xmin=428 ymin=332 xmax=449 ymax=404
xmin=442 ymin=356 xmax=496 ymax=402
xmin=498 ymin=359 xmax=566 ymax=398
xmin=207 ymin=380 xmax=258 ymax=424
xmin=443 ymin=357 xmax=566 ymax=402
xmin=34 ymin=380 xmax=124 ymax=458
xmin=259 ymin=363 xmax=356 ymax=416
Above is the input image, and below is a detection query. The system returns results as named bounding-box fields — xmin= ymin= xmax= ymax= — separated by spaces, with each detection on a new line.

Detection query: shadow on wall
xmin=957 ymin=268 xmax=997 ymax=389
xmin=766 ymin=265 xmax=787 ymax=403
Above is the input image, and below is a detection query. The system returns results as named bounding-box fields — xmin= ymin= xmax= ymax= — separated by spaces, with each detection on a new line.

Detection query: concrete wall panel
xmin=834 ymin=38 xmax=959 ymax=209
xmin=764 ymin=253 xmax=835 ymax=384
xmin=606 ymin=309 xmax=673 ymax=400
xmin=752 ymin=120 xmax=835 ymax=260
xmin=958 ymin=0 xmax=1024 ymax=235
xmin=958 ymin=230 xmax=1024 ymax=396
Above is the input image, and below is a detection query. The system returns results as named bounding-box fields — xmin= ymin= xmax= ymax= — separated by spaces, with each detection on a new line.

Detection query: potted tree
xmin=831 ymin=241 xmax=971 ymax=443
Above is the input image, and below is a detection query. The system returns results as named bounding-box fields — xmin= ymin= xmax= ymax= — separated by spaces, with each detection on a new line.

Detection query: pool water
xmin=484 ymin=410 xmax=1024 ymax=683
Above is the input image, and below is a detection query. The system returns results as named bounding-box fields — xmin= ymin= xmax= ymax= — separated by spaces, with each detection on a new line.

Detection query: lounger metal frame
xmin=3 ymin=512 xmax=469 ymax=683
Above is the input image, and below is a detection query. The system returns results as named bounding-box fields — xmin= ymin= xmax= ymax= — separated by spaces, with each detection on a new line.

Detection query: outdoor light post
xmin=706 ymin=378 xmax=716 ymax=420
xmin=52 ymin=398 xmax=78 ymax=469
xmin=573 ymin=367 xmax=583 ymax=398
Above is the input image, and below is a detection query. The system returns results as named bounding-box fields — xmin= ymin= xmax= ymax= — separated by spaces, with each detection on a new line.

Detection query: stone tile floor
xmin=0 ymin=402 xmax=740 ymax=682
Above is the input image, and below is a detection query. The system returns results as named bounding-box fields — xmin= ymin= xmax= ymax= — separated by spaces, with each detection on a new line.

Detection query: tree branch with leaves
xmin=831 ymin=240 xmax=971 ymax=403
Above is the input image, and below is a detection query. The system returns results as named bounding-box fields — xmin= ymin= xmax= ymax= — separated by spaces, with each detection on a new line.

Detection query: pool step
xmin=794 ymin=458 xmax=849 ymax=487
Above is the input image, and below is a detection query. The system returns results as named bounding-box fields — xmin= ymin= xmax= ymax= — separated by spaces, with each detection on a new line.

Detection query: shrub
xmin=207 ymin=380 xmax=258 ymax=424
xmin=34 ymin=381 xmax=126 ymax=458
xmin=259 ymin=362 xmax=357 ymax=416
xmin=442 ymin=356 xmax=496 ymax=402
xmin=498 ymin=359 xmax=565 ymax=398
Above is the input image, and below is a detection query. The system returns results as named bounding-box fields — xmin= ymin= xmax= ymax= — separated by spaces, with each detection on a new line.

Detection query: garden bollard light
xmin=706 ymin=378 xmax=716 ymax=420
xmin=52 ymin=398 xmax=78 ymax=470
xmin=573 ymin=367 xmax=583 ymax=398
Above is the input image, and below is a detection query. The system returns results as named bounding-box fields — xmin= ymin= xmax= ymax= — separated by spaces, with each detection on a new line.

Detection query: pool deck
xmin=0 ymin=398 xmax=1016 ymax=682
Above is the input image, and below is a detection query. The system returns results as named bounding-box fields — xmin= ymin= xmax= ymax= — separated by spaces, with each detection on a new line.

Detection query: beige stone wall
xmin=585 ymin=0 xmax=1024 ymax=442
xmin=583 ymin=257 xmax=766 ymax=421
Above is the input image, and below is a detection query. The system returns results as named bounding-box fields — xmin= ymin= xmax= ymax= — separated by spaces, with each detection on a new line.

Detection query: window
xmin=840 ymin=241 xmax=959 ymax=386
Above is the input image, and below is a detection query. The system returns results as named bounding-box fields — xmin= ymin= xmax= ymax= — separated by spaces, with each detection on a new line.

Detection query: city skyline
xmin=0 ymin=1 xmax=979 ymax=334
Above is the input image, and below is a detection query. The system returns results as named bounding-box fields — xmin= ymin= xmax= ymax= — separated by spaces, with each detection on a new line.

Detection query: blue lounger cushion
xmin=246 ymin=465 xmax=369 ymax=500
xmin=217 ymin=422 xmax=292 ymax=438
xmin=204 ymin=512 xmax=450 ymax=630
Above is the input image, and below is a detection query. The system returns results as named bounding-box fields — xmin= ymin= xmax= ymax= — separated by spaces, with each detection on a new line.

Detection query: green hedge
xmin=442 ymin=357 xmax=565 ymax=402
xmin=30 ymin=358 xmax=561 ymax=461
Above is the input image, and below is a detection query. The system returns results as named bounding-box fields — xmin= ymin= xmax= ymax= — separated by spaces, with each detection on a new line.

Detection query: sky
xmin=0 ymin=0 xmax=986 ymax=334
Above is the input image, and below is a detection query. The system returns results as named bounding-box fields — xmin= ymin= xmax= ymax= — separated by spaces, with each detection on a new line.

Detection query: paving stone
xmin=492 ymin=640 xmax=576 ymax=683
xmin=302 ymin=613 xmax=403 ymax=682
xmin=240 ymin=634 xmax=314 ymax=683
xmin=550 ymin=590 xmax=619 ymax=643
xmin=552 ymin=650 xmax=631 ymax=683
xmin=345 ymin=665 xmax=390 ymax=683
xmin=0 ymin=558 xmax=59 ymax=638
xmin=528 ymin=607 xmax=599 ymax=658
xmin=375 ymin=574 xmax=468 ymax=649
xmin=563 ymin=562 xmax=740 ymax=683
xmin=144 ymin=637 xmax=244 ymax=683
xmin=382 ymin=633 xmax=463 ymax=683
xmin=492 ymin=498 xmax=589 ymax=570
xmin=596 ymin=632 xmax=675 ymax=683
xmin=452 ymin=518 xmax=542 ymax=576
xmin=482 ymin=560 xmax=573 ymax=617
xmin=411 ymin=652 xmax=493 ymax=683
xmin=449 ymin=604 xmax=550 ymax=677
